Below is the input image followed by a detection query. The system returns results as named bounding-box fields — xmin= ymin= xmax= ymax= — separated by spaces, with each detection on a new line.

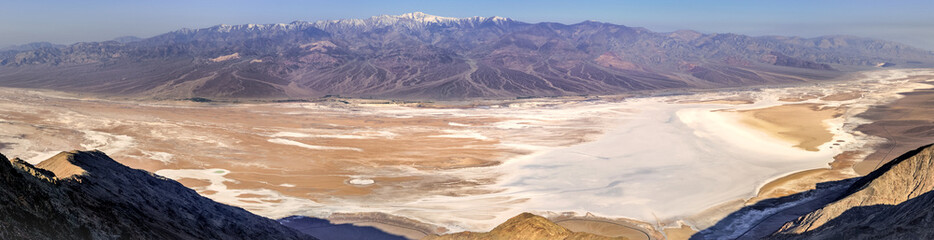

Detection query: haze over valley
xmin=2 ymin=8 xmax=934 ymax=240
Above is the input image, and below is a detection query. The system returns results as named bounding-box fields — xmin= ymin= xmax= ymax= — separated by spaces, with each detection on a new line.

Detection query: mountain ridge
xmin=425 ymin=212 xmax=625 ymax=240
xmin=0 ymin=150 xmax=316 ymax=240
xmin=768 ymin=143 xmax=934 ymax=239
xmin=0 ymin=12 xmax=932 ymax=100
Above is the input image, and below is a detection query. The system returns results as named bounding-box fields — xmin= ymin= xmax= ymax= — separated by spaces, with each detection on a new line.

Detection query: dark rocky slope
xmin=0 ymin=150 xmax=315 ymax=240
xmin=278 ymin=216 xmax=408 ymax=240
xmin=1 ymin=12 xmax=932 ymax=100
xmin=769 ymin=143 xmax=934 ymax=239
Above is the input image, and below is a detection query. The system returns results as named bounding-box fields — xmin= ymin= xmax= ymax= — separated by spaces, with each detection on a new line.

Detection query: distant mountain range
xmin=1 ymin=12 xmax=932 ymax=100
xmin=0 ymin=42 xmax=66 ymax=52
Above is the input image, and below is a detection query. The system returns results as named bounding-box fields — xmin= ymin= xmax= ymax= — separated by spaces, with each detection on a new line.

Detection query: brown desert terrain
xmin=853 ymin=78 xmax=934 ymax=174
xmin=1 ymin=69 xmax=931 ymax=239
xmin=734 ymin=103 xmax=842 ymax=152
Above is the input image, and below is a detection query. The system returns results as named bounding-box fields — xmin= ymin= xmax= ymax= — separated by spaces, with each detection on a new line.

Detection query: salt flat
xmin=0 ymin=69 xmax=930 ymax=234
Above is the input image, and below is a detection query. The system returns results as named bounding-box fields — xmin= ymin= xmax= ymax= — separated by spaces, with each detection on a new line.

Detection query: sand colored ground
xmin=777 ymin=92 xmax=824 ymax=102
xmin=554 ymin=219 xmax=650 ymax=240
xmin=676 ymin=97 xmax=755 ymax=105
xmin=819 ymin=91 xmax=864 ymax=101
xmin=750 ymin=169 xmax=830 ymax=203
xmin=676 ymin=70 xmax=934 ymax=238
xmin=679 ymin=71 xmax=934 ymax=240
xmin=0 ymin=95 xmax=523 ymax=201
xmin=662 ymin=224 xmax=696 ymax=240
xmin=175 ymin=178 xmax=211 ymax=189
xmin=749 ymin=150 xmax=866 ymax=204
xmin=0 ymin=87 xmax=615 ymax=232
xmin=1 ymin=69 xmax=931 ymax=238
xmin=734 ymin=103 xmax=842 ymax=151
xmin=853 ymin=79 xmax=934 ymax=174
xmin=35 ymin=151 xmax=87 ymax=178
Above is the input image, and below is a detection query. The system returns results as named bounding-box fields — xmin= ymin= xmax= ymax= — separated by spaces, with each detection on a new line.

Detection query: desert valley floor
xmin=1 ymin=69 xmax=932 ymax=239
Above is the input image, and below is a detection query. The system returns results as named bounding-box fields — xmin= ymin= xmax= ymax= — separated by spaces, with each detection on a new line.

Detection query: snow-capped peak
xmin=312 ymin=12 xmax=512 ymax=30
xmin=382 ymin=12 xmax=511 ymax=24
xmin=176 ymin=12 xmax=512 ymax=35
xmin=396 ymin=12 xmax=459 ymax=23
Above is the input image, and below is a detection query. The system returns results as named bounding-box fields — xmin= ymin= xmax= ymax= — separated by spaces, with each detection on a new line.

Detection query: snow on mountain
xmin=172 ymin=12 xmax=511 ymax=35
xmin=311 ymin=12 xmax=513 ymax=31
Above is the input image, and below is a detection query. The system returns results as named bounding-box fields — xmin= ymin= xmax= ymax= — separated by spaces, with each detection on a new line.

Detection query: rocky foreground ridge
xmin=3 ymin=144 xmax=934 ymax=239
xmin=768 ymin=143 xmax=934 ymax=239
xmin=0 ymin=150 xmax=315 ymax=240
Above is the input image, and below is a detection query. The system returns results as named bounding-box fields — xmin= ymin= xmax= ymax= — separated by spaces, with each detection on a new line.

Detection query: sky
xmin=1 ymin=0 xmax=933 ymax=50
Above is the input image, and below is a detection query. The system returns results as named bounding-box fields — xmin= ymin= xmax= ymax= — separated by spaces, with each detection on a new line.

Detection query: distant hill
xmin=0 ymin=42 xmax=65 ymax=52
xmin=425 ymin=212 xmax=623 ymax=240
xmin=111 ymin=36 xmax=143 ymax=43
xmin=0 ymin=12 xmax=932 ymax=100
xmin=0 ymin=150 xmax=315 ymax=240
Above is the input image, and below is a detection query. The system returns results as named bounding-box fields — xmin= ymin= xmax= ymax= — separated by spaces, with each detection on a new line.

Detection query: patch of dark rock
xmin=279 ymin=216 xmax=407 ymax=240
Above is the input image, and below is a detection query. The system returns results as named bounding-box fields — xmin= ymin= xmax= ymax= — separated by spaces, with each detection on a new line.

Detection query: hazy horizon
xmin=1 ymin=1 xmax=934 ymax=239
xmin=1 ymin=0 xmax=933 ymax=50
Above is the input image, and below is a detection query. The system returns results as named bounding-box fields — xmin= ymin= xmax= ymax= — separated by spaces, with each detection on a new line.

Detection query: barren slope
xmin=769 ymin=144 xmax=934 ymax=239
xmin=0 ymin=150 xmax=315 ymax=240
xmin=424 ymin=213 xmax=625 ymax=240
xmin=1 ymin=13 xmax=932 ymax=100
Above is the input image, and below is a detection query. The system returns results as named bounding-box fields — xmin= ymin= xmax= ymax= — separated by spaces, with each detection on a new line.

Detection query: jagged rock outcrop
xmin=0 ymin=150 xmax=315 ymax=240
xmin=769 ymin=144 xmax=934 ymax=239
xmin=423 ymin=212 xmax=625 ymax=240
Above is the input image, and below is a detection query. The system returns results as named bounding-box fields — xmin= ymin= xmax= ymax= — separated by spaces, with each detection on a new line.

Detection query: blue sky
xmin=2 ymin=0 xmax=933 ymax=49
